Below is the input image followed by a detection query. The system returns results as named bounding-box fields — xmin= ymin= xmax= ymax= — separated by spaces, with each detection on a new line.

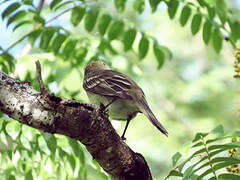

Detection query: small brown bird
xmin=83 ymin=61 xmax=168 ymax=139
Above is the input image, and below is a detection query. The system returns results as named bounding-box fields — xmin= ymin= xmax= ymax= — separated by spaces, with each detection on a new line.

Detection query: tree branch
xmin=37 ymin=0 xmax=45 ymax=15
xmin=0 ymin=66 xmax=153 ymax=180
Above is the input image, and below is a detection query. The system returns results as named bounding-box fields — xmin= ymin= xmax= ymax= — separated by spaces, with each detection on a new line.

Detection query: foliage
xmin=166 ymin=125 xmax=240 ymax=180
xmin=0 ymin=0 xmax=239 ymax=74
xmin=0 ymin=0 xmax=239 ymax=179
xmin=0 ymin=118 xmax=109 ymax=180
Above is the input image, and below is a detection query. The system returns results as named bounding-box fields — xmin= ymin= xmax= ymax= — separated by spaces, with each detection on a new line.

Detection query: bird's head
xmin=85 ymin=61 xmax=110 ymax=74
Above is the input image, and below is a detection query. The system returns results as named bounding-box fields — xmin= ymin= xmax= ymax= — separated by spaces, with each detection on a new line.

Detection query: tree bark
xmin=0 ymin=68 xmax=153 ymax=180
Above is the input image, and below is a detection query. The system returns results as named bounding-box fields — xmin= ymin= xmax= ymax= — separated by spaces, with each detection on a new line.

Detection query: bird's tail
xmin=138 ymin=98 xmax=168 ymax=136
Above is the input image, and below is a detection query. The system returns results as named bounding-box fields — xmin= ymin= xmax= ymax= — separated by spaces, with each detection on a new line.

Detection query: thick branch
xmin=0 ymin=70 xmax=152 ymax=180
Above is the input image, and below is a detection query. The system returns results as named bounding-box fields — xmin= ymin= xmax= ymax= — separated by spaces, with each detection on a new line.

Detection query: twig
xmin=37 ymin=0 xmax=45 ymax=15
xmin=35 ymin=60 xmax=48 ymax=95
xmin=1 ymin=31 xmax=33 ymax=55
xmin=46 ymin=6 xmax=78 ymax=25
xmin=15 ymin=0 xmax=46 ymax=58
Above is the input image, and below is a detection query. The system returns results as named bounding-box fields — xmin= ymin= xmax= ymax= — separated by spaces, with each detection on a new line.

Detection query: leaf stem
xmin=46 ymin=6 xmax=79 ymax=25
xmin=1 ymin=31 xmax=33 ymax=55
xmin=201 ymin=135 xmax=218 ymax=180
xmin=37 ymin=0 xmax=45 ymax=15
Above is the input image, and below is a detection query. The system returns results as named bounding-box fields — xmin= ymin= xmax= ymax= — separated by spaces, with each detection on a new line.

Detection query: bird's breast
xmin=86 ymin=92 xmax=139 ymax=121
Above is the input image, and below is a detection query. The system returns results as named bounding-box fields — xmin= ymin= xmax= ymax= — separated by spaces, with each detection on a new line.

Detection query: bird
xmin=83 ymin=61 xmax=168 ymax=139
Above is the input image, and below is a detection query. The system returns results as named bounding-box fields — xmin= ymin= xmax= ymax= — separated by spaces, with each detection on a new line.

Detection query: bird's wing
xmin=83 ymin=70 xmax=133 ymax=100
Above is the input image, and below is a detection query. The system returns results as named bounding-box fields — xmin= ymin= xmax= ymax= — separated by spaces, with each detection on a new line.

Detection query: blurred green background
xmin=0 ymin=0 xmax=239 ymax=179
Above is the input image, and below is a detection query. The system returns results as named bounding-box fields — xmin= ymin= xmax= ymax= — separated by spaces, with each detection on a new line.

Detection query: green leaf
xmin=0 ymin=62 xmax=9 ymax=73
xmin=1 ymin=52 xmax=15 ymax=72
xmin=84 ymin=7 xmax=99 ymax=32
xmin=114 ymin=0 xmax=127 ymax=12
xmin=191 ymin=13 xmax=202 ymax=35
xmin=70 ymin=6 xmax=85 ymax=27
xmin=25 ymin=170 xmax=33 ymax=180
xmin=211 ymin=125 xmax=224 ymax=135
xmin=206 ymin=5 xmax=216 ymax=20
xmin=107 ymin=20 xmax=125 ymax=40
xmin=138 ymin=34 xmax=149 ymax=59
xmin=197 ymin=0 xmax=207 ymax=7
xmin=53 ymin=1 xmax=74 ymax=11
xmin=0 ymin=120 xmax=8 ymax=133
xmin=6 ymin=121 xmax=21 ymax=139
xmin=62 ymin=39 xmax=77 ymax=58
xmin=189 ymin=157 xmax=240 ymax=178
xmin=28 ymin=29 xmax=42 ymax=45
xmin=75 ymin=46 xmax=88 ymax=63
xmin=67 ymin=155 xmax=76 ymax=171
xmin=13 ymin=20 xmax=32 ymax=31
xmin=153 ymin=42 xmax=165 ymax=69
xmin=160 ymin=46 xmax=173 ymax=60
xmin=20 ymin=134 xmax=32 ymax=150
xmin=40 ymin=27 xmax=56 ymax=50
xmin=33 ymin=15 xmax=45 ymax=25
xmin=216 ymin=0 xmax=227 ymax=24
xmin=123 ymin=28 xmax=136 ymax=51
xmin=208 ymin=142 xmax=240 ymax=151
xmin=58 ymin=147 xmax=68 ymax=158
xmin=22 ymin=0 xmax=33 ymax=5
xmin=2 ymin=2 xmax=21 ymax=20
xmin=98 ymin=13 xmax=112 ymax=36
xmin=180 ymin=5 xmax=191 ymax=27
xmin=206 ymin=131 xmax=240 ymax=145
xmin=166 ymin=170 xmax=183 ymax=178
xmin=0 ymin=119 xmax=3 ymax=131
xmin=78 ymin=145 xmax=85 ymax=165
xmin=216 ymin=8 xmax=227 ymax=25
xmin=7 ymin=10 xmax=27 ymax=27
xmin=172 ymin=152 xmax=182 ymax=166
xmin=100 ymin=41 xmax=118 ymax=55
xmin=182 ymin=165 xmax=195 ymax=180
xmin=51 ymin=33 xmax=67 ymax=54
xmin=192 ymin=132 xmax=208 ymax=142
xmin=212 ymin=28 xmax=222 ymax=54
xmin=42 ymin=133 xmax=57 ymax=155
xmin=229 ymin=20 xmax=240 ymax=41
xmin=211 ymin=157 xmax=240 ymax=164
xmin=37 ymin=135 xmax=50 ymax=155
xmin=202 ymin=20 xmax=212 ymax=44
xmin=50 ymin=0 xmax=62 ymax=9
xmin=133 ymin=0 xmax=145 ymax=14
xmin=210 ymin=176 xmax=218 ymax=180
xmin=192 ymin=141 xmax=203 ymax=148
xmin=149 ymin=0 xmax=161 ymax=13
xmin=68 ymin=137 xmax=80 ymax=156
xmin=199 ymin=158 xmax=240 ymax=179
xmin=168 ymin=0 xmax=179 ymax=19
xmin=7 ymin=174 xmax=16 ymax=180
xmin=218 ymin=173 xmax=240 ymax=180
xmin=98 ymin=38 xmax=109 ymax=54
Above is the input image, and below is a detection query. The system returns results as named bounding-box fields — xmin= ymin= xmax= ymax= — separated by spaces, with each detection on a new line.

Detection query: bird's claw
xmin=121 ymin=136 xmax=126 ymax=141
xmin=99 ymin=103 xmax=109 ymax=118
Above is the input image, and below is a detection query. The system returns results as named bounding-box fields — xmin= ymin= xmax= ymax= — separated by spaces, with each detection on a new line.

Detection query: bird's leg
xmin=121 ymin=117 xmax=131 ymax=140
xmin=100 ymin=98 xmax=115 ymax=112
xmin=99 ymin=98 xmax=116 ymax=116
xmin=105 ymin=98 xmax=116 ymax=109
xmin=121 ymin=114 xmax=135 ymax=140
